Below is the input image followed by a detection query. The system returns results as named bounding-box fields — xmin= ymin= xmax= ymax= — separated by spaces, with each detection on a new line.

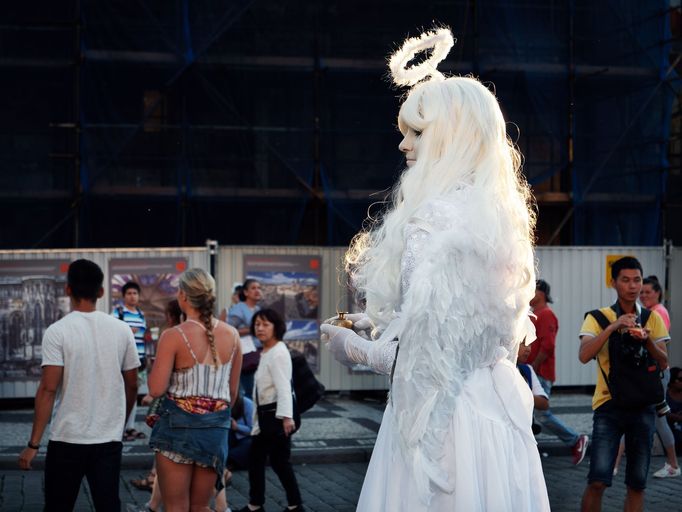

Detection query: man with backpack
xmin=113 ymin=281 xmax=148 ymax=441
xmin=578 ymin=256 xmax=669 ymax=512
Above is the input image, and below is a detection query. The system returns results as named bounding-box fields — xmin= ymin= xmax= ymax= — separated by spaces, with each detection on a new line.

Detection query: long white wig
xmin=346 ymin=33 xmax=536 ymax=329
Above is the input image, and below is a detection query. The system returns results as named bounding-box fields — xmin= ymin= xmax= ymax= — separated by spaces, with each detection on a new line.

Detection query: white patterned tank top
xmin=167 ymin=323 xmax=235 ymax=402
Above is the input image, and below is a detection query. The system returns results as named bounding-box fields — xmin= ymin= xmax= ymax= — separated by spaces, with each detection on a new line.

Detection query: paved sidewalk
xmin=2 ymin=456 xmax=680 ymax=511
xmin=0 ymin=393 xmax=596 ymax=469
xmin=1 ymin=392 xmax=679 ymax=510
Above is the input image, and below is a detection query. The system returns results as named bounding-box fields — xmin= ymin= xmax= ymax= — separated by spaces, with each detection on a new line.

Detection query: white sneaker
xmin=652 ymin=463 xmax=681 ymax=478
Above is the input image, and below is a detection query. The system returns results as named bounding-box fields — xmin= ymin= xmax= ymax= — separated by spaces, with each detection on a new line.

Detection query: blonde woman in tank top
xmin=148 ymin=268 xmax=242 ymax=512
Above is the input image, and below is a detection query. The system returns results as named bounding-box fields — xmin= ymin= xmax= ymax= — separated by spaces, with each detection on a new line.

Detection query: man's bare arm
xmin=122 ymin=368 xmax=138 ymax=424
xmin=18 ymin=366 xmax=63 ymax=470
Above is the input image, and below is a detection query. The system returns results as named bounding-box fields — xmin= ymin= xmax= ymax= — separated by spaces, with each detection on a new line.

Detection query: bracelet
xmin=27 ymin=441 xmax=40 ymax=450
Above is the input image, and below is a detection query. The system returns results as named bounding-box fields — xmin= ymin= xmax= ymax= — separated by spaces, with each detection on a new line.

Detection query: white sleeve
xmin=529 ymin=367 xmax=548 ymax=399
xmin=41 ymin=325 xmax=64 ymax=367
xmin=271 ymin=347 xmax=293 ymax=419
xmin=366 ymin=338 xmax=399 ymax=375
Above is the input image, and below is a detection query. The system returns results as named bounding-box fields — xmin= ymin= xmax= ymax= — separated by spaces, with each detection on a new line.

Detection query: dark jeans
xmin=248 ymin=432 xmax=302 ymax=507
xmin=240 ymin=371 xmax=255 ymax=399
xmin=228 ymin=430 xmax=253 ymax=470
xmin=587 ymin=401 xmax=655 ymax=490
xmin=44 ymin=440 xmax=122 ymax=512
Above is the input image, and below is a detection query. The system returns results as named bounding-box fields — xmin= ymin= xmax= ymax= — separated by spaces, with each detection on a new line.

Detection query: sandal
xmin=130 ymin=473 xmax=155 ymax=492
xmin=124 ymin=428 xmax=147 ymax=441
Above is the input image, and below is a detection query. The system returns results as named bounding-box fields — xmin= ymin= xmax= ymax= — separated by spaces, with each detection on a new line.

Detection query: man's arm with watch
xmin=18 ymin=365 xmax=63 ymax=470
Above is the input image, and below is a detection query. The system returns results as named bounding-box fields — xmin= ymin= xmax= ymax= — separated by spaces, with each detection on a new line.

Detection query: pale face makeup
xmin=399 ymin=127 xmax=421 ymax=167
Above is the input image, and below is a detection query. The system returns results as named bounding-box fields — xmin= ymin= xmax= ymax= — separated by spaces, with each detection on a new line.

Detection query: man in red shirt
xmin=529 ymin=279 xmax=589 ymax=465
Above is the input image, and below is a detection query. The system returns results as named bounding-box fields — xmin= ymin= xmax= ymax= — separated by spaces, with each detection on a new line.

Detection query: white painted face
xmin=398 ymin=127 xmax=421 ymax=167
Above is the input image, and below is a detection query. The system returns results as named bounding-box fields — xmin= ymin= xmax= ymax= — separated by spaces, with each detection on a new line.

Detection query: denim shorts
xmin=149 ymin=397 xmax=230 ymax=488
xmin=587 ymin=400 xmax=655 ymax=490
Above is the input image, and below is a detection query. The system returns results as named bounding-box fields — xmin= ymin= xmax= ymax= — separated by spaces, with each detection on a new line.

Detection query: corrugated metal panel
xmin=3 ymin=245 xmax=672 ymax=397
xmin=536 ymin=247 xmax=666 ymax=386
xmin=216 ymin=246 xmax=389 ymax=392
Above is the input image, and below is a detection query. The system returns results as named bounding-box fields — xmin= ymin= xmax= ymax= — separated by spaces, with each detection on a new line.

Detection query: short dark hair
xmin=610 ymin=256 xmax=642 ymax=280
xmin=165 ymin=299 xmax=183 ymax=326
xmin=240 ymin=279 xmax=259 ymax=301
xmin=67 ymin=259 xmax=103 ymax=302
xmin=250 ymin=308 xmax=287 ymax=341
xmin=643 ymin=275 xmax=663 ymax=301
xmin=121 ymin=281 xmax=141 ymax=295
xmin=536 ymin=279 xmax=553 ymax=303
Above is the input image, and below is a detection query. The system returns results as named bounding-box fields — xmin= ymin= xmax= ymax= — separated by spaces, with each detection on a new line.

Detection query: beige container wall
xmin=2 ymin=244 xmax=678 ymax=398
xmin=0 ymin=247 xmax=210 ymax=399
xmin=535 ymin=246 xmax=668 ymax=387
xmin=215 ymin=245 xmax=389 ymax=392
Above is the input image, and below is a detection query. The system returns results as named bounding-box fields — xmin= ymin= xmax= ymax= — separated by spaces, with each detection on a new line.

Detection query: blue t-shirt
xmin=112 ymin=306 xmax=147 ymax=358
xmin=227 ymin=302 xmax=262 ymax=349
xmin=227 ymin=302 xmax=260 ymax=331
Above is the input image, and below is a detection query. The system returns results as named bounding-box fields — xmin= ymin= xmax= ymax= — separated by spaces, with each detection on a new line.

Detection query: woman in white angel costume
xmin=320 ymin=28 xmax=550 ymax=511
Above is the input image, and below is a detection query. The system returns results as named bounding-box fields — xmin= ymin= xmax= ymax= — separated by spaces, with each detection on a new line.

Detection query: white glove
xmin=321 ymin=312 xmax=373 ymax=340
xmin=320 ymin=323 xmax=373 ymax=368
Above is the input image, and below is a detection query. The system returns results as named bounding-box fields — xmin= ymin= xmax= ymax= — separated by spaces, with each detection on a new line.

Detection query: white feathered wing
xmin=387 ymin=194 xmax=536 ymax=503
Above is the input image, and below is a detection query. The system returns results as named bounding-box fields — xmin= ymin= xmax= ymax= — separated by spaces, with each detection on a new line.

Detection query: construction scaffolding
xmin=0 ymin=0 xmax=679 ymax=248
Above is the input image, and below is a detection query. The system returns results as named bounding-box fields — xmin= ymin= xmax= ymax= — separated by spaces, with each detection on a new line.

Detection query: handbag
xmin=242 ymin=350 xmax=261 ymax=373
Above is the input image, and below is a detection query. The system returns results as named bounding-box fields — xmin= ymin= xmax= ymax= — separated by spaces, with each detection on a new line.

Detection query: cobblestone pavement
xmin=2 ymin=394 xmax=678 ymax=511
xmin=2 ymin=455 xmax=680 ymax=511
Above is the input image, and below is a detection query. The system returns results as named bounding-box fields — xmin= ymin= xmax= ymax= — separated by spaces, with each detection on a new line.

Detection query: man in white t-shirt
xmin=18 ymin=259 xmax=140 ymax=511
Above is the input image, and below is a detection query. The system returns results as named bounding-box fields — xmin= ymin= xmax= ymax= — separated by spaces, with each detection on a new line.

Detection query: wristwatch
xmin=27 ymin=441 xmax=40 ymax=450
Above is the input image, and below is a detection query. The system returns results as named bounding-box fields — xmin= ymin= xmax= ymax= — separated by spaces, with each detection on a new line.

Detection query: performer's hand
xmin=321 ymin=312 xmax=373 ymax=339
xmin=18 ymin=446 xmax=38 ymax=470
xmin=320 ymin=323 xmax=372 ymax=368
xmin=345 ymin=313 xmax=372 ymax=329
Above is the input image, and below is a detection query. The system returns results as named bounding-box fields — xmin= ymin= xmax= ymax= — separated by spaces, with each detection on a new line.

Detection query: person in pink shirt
xmin=640 ymin=276 xmax=679 ymax=478
xmin=641 ymin=276 xmax=670 ymax=329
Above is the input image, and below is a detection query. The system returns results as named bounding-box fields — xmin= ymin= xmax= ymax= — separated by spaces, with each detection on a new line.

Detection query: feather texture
xmin=386 ymin=191 xmax=536 ymax=503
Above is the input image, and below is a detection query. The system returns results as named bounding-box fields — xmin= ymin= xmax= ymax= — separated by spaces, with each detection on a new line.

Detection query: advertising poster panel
xmin=109 ymin=257 xmax=188 ymax=357
xmin=0 ymin=260 xmax=70 ymax=380
xmin=243 ymin=255 xmax=321 ymax=372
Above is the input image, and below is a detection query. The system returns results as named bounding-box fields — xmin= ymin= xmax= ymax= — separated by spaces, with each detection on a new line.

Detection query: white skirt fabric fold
xmin=357 ymin=361 xmax=550 ymax=512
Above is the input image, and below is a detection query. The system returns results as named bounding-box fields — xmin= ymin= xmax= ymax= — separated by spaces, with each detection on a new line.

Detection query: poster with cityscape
xmin=243 ymin=254 xmax=321 ymax=373
xmin=109 ymin=257 xmax=188 ymax=337
xmin=0 ymin=260 xmax=70 ymax=380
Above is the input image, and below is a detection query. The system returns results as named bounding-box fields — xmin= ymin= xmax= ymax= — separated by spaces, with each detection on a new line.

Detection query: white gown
xmin=354 ymin=194 xmax=551 ymax=511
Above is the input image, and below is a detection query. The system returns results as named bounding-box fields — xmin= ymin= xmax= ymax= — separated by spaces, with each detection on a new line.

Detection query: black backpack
xmin=289 ymin=349 xmax=325 ymax=414
xmin=585 ymin=305 xmax=663 ymax=409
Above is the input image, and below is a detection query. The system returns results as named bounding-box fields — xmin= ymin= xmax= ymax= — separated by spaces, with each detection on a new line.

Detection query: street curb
xmin=0 ymin=443 xmax=572 ymax=470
